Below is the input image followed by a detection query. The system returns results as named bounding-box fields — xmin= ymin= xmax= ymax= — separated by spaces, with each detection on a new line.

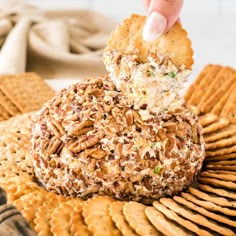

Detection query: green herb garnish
xmin=134 ymin=146 xmax=139 ymax=151
xmin=164 ymin=72 xmax=177 ymax=78
xmin=153 ymin=166 xmax=161 ymax=174
xmin=147 ymin=69 xmax=155 ymax=77
xmin=151 ymin=142 xmax=157 ymax=148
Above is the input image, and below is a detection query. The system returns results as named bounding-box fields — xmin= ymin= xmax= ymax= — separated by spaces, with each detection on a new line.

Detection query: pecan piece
xmin=163 ymin=121 xmax=177 ymax=132
xmin=68 ymin=130 xmax=105 ymax=153
xmin=132 ymin=111 xmax=143 ymax=127
xmin=85 ymin=148 xmax=107 ymax=159
xmin=165 ymin=137 xmax=175 ymax=152
xmin=46 ymin=136 xmax=63 ymax=155
xmin=125 ymin=110 xmax=134 ymax=126
xmin=86 ymin=88 xmax=104 ymax=97
xmin=158 ymin=128 xmax=167 ymax=141
xmin=47 ymin=119 xmax=65 ymax=138
xmin=68 ymin=120 xmax=93 ymax=136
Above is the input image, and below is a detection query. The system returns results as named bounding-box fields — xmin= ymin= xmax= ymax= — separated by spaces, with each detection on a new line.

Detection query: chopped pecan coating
xmin=32 ymin=76 xmax=205 ymax=203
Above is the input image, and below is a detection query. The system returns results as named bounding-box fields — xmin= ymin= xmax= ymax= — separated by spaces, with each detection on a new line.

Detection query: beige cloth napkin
xmin=0 ymin=0 xmax=116 ymax=79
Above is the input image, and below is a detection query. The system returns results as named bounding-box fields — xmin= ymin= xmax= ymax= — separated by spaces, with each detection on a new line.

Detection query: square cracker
xmin=197 ymin=183 xmax=236 ymax=200
xmin=202 ymin=117 xmax=229 ymax=135
xmin=184 ymin=64 xmax=213 ymax=102
xmin=105 ymin=14 xmax=194 ymax=69
xmin=204 ymin=124 xmax=236 ymax=143
xmin=153 ymin=200 xmax=212 ymax=236
xmin=0 ymin=89 xmax=21 ymax=116
xmin=181 ymin=191 xmax=236 ymax=217
xmin=205 ymin=134 xmax=236 ymax=150
xmin=0 ymin=73 xmax=55 ymax=113
xmin=188 ymin=187 xmax=236 ymax=208
xmin=0 ymin=103 xmax=11 ymax=119
xmin=197 ymin=66 xmax=235 ymax=112
xmin=188 ymin=65 xmax=222 ymax=106
xmin=174 ymin=196 xmax=236 ymax=228
xmin=199 ymin=70 xmax=236 ymax=113
xmin=160 ymin=198 xmax=235 ymax=236
xmin=198 ymin=177 xmax=236 ymax=190
xmin=220 ymin=81 xmax=236 ymax=124
xmin=212 ymin=81 xmax=236 ymax=116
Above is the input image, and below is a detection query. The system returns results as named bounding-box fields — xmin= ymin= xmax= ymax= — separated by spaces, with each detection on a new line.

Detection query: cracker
xmin=13 ymin=189 xmax=47 ymax=230
xmin=109 ymin=201 xmax=138 ymax=236
xmin=205 ymin=164 xmax=236 ymax=171
xmin=206 ymin=153 xmax=236 ymax=162
xmin=174 ymin=196 xmax=236 ymax=228
xmin=188 ymin=187 xmax=236 ymax=208
xmin=0 ymin=113 xmax=4 ymax=121
xmin=221 ymin=80 xmax=236 ymax=123
xmin=70 ymin=201 xmax=91 ymax=236
xmin=6 ymin=182 xmax=40 ymax=204
xmin=198 ymin=177 xmax=236 ymax=190
xmin=205 ymin=134 xmax=236 ymax=150
xmin=153 ymin=201 xmax=213 ymax=236
xmin=181 ymin=192 xmax=236 ymax=217
xmin=198 ymin=113 xmax=218 ymax=127
xmin=0 ymin=132 xmax=33 ymax=178
xmin=106 ymin=14 xmax=194 ymax=69
xmin=197 ymin=183 xmax=236 ymax=200
xmin=123 ymin=201 xmax=160 ymax=236
xmin=160 ymin=198 xmax=235 ymax=236
xmin=188 ymin=65 xmax=222 ymax=106
xmin=0 ymin=89 xmax=21 ymax=116
xmin=83 ymin=196 xmax=121 ymax=236
xmin=202 ymin=117 xmax=229 ymax=135
xmin=0 ymin=73 xmax=55 ymax=113
xmin=199 ymin=68 xmax=236 ymax=113
xmin=206 ymin=169 xmax=236 ymax=175
xmin=204 ymin=124 xmax=236 ymax=143
xmin=184 ymin=64 xmax=213 ymax=102
xmin=206 ymin=145 xmax=236 ymax=157
xmin=0 ymin=103 xmax=11 ymax=119
xmin=51 ymin=198 xmax=83 ymax=236
xmin=0 ymin=111 xmax=35 ymax=135
xmin=212 ymin=81 xmax=236 ymax=116
xmin=201 ymin=171 xmax=236 ymax=181
xmin=0 ymin=163 xmax=32 ymax=183
xmin=206 ymin=159 xmax=236 ymax=165
xmin=34 ymin=193 xmax=67 ymax=236
xmin=145 ymin=206 xmax=192 ymax=236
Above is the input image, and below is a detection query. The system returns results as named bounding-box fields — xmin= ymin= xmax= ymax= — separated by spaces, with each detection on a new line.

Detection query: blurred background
xmin=1 ymin=0 xmax=235 ymax=85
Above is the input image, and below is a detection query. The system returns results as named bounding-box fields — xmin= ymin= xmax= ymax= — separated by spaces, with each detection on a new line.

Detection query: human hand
xmin=142 ymin=0 xmax=184 ymax=41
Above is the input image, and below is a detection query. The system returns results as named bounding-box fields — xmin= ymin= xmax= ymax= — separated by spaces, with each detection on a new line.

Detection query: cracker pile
xmin=0 ymin=111 xmax=236 ymax=235
xmin=0 ymin=73 xmax=55 ymax=121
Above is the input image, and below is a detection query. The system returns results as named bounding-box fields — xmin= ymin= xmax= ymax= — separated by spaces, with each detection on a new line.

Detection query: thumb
xmin=143 ymin=0 xmax=184 ymax=41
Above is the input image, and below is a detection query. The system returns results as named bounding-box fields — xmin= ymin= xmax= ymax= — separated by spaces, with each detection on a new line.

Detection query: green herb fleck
xmin=134 ymin=146 xmax=139 ymax=151
xmin=151 ymin=142 xmax=157 ymax=148
xmin=164 ymin=72 xmax=177 ymax=78
xmin=147 ymin=69 xmax=155 ymax=77
xmin=153 ymin=166 xmax=161 ymax=174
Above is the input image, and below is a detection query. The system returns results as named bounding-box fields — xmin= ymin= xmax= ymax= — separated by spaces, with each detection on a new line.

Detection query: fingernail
xmin=143 ymin=12 xmax=167 ymax=41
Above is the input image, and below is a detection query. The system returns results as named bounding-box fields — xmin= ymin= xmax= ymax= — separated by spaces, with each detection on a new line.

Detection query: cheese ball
xmin=31 ymin=76 xmax=205 ymax=203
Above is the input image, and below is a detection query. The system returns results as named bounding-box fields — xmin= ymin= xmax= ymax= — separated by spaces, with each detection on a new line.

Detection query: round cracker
xmin=123 ymin=201 xmax=160 ymax=236
xmin=105 ymin=14 xmax=194 ymax=69
xmin=82 ymin=196 xmax=121 ymax=236
xmin=109 ymin=201 xmax=138 ymax=236
xmin=50 ymin=198 xmax=83 ymax=236
xmin=70 ymin=201 xmax=91 ymax=236
xmin=34 ymin=192 xmax=67 ymax=236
